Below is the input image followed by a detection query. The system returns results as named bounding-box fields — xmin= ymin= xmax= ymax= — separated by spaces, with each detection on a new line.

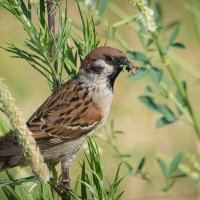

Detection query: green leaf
xmin=157 ymin=158 xmax=168 ymax=177
xmin=156 ymin=116 xmax=176 ymax=128
xmin=162 ymin=25 xmax=180 ymax=53
xmin=144 ymin=86 xmax=153 ymax=93
xmin=146 ymin=38 xmax=154 ymax=47
xmin=40 ymin=0 xmax=45 ymax=28
xmin=113 ymin=130 xmax=124 ymax=135
xmin=158 ymin=105 xmax=176 ymax=122
xmin=168 ymin=25 xmax=180 ymax=45
xmin=154 ymin=2 xmax=163 ymax=26
xmin=98 ymin=0 xmax=108 ymax=16
xmin=139 ymin=96 xmax=177 ymax=127
xmin=150 ymin=66 xmax=163 ymax=83
xmin=168 ymin=153 xmax=183 ymax=177
xmin=176 ymin=80 xmax=187 ymax=108
xmin=136 ymin=157 xmax=145 ymax=172
xmin=127 ymin=51 xmax=150 ymax=64
xmin=19 ymin=0 xmax=29 ymax=19
xmin=127 ymin=68 xmax=148 ymax=81
xmin=27 ymin=0 xmax=31 ymax=20
xmin=171 ymin=42 xmax=186 ymax=49
xmin=81 ymin=161 xmax=87 ymax=200
xmin=139 ymin=96 xmax=175 ymax=117
xmin=138 ymin=96 xmax=160 ymax=112
xmin=170 ymin=172 xmax=187 ymax=179
xmin=0 ymin=175 xmax=36 ymax=187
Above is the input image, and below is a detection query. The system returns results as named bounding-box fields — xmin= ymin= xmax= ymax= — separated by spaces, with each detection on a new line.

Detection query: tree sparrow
xmin=0 ymin=46 xmax=136 ymax=169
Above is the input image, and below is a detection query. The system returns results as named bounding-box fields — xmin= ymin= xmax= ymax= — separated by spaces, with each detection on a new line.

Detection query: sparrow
xmin=0 ymin=46 xmax=136 ymax=169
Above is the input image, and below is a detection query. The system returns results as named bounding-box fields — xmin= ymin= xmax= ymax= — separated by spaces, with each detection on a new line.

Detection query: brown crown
xmin=81 ymin=46 xmax=125 ymax=68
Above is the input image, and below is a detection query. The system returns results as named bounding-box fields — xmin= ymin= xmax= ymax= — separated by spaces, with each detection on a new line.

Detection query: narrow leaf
xmin=127 ymin=51 xmax=149 ymax=64
xmin=171 ymin=42 xmax=186 ymax=49
xmin=156 ymin=116 xmax=176 ymax=128
xmin=168 ymin=25 xmax=180 ymax=45
xmin=40 ymin=0 xmax=45 ymax=28
xmin=150 ymin=66 xmax=163 ymax=83
xmin=127 ymin=68 xmax=148 ymax=81
xmin=98 ymin=0 xmax=108 ymax=16
xmin=157 ymin=158 xmax=168 ymax=177
xmin=169 ymin=153 xmax=183 ymax=176
xmin=136 ymin=157 xmax=145 ymax=172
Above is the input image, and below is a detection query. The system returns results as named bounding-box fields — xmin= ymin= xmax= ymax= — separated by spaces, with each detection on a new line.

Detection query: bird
xmin=0 ymin=46 xmax=136 ymax=170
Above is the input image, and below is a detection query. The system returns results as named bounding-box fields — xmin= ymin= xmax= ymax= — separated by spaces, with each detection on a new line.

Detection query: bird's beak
xmin=125 ymin=60 xmax=138 ymax=75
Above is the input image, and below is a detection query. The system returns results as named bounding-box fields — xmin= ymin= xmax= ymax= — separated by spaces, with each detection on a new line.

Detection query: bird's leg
xmin=60 ymin=160 xmax=70 ymax=190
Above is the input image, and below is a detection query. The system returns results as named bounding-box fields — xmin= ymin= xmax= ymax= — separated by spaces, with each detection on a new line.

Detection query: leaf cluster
xmin=71 ymin=137 xmax=124 ymax=200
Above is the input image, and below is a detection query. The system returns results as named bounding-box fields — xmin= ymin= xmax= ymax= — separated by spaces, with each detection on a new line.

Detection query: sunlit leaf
xmin=98 ymin=0 xmax=108 ymax=16
xmin=127 ymin=69 xmax=148 ymax=81
xmin=168 ymin=25 xmax=180 ymax=45
xmin=162 ymin=25 xmax=180 ymax=53
xmin=157 ymin=158 xmax=168 ymax=177
xmin=144 ymin=86 xmax=153 ymax=93
xmin=168 ymin=153 xmax=183 ymax=176
xmin=156 ymin=116 xmax=176 ymax=128
xmin=127 ymin=51 xmax=150 ymax=64
xmin=138 ymin=96 xmax=160 ymax=112
xmin=150 ymin=66 xmax=163 ymax=83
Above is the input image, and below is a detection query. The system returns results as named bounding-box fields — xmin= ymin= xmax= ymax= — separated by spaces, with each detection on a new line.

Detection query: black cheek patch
xmin=89 ymin=64 xmax=104 ymax=75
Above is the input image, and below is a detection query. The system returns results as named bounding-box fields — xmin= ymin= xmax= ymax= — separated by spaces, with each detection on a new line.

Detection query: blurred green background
xmin=1 ymin=0 xmax=200 ymax=199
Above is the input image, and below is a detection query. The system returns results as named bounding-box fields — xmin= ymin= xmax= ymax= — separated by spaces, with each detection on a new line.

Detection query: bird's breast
xmin=91 ymin=83 xmax=113 ymax=120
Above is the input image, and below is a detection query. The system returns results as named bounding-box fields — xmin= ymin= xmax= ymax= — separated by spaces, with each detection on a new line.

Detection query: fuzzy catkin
xmin=0 ymin=78 xmax=49 ymax=182
xmin=126 ymin=0 xmax=157 ymax=33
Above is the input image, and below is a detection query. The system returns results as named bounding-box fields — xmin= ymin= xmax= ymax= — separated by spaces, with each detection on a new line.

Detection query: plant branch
xmin=154 ymin=34 xmax=200 ymax=137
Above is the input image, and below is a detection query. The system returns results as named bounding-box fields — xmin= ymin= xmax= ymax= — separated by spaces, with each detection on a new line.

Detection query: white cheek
xmin=94 ymin=59 xmax=113 ymax=74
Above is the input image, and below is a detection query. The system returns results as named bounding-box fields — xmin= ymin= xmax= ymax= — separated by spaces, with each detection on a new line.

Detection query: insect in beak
xmin=121 ymin=62 xmax=145 ymax=75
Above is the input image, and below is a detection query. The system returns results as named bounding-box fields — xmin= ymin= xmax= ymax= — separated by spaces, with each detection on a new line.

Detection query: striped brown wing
xmin=27 ymin=79 xmax=102 ymax=149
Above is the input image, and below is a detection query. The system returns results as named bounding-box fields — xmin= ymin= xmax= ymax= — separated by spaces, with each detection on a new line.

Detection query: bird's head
xmin=79 ymin=46 xmax=136 ymax=89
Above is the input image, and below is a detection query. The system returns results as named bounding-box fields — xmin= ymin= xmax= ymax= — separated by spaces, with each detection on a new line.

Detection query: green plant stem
xmin=108 ymin=2 xmax=200 ymax=136
xmin=160 ymin=82 xmax=193 ymax=125
xmin=187 ymin=0 xmax=200 ymax=46
xmin=112 ymin=15 xmax=136 ymax=28
xmin=154 ymin=34 xmax=200 ymax=137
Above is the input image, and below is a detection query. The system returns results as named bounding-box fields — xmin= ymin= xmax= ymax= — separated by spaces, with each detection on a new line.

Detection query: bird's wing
xmin=27 ymin=79 xmax=102 ymax=149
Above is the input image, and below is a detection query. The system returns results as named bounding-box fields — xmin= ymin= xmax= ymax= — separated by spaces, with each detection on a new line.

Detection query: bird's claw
xmin=58 ymin=179 xmax=71 ymax=191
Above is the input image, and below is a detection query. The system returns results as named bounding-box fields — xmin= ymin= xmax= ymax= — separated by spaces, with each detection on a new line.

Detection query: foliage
xmin=100 ymin=121 xmax=186 ymax=192
xmin=0 ymin=0 xmax=123 ymax=199
xmin=0 ymin=137 xmax=123 ymax=200
xmin=71 ymin=137 xmax=123 ymax=200
xmin=1 ymin=0 xmax=200 ymax=199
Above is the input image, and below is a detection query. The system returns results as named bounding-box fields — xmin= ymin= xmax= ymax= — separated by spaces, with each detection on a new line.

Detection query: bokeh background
xmin=1 ymin=0 xmax=200 ymax=199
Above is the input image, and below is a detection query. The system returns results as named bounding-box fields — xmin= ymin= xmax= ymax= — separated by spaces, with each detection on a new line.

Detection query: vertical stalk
xmin=47 ymin=0 xmax=59 ymax=89
xmin=47 ymin=0 xmax=56 ymax=53
xmin=154 ymin=34 xmax=200 ymax=138
xmin=46 ymin=1 xmax=71 ymax=198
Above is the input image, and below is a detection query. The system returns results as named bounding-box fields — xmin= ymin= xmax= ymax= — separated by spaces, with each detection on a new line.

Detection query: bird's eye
xmin=105 ymin=55 xmax=114 ymax=62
